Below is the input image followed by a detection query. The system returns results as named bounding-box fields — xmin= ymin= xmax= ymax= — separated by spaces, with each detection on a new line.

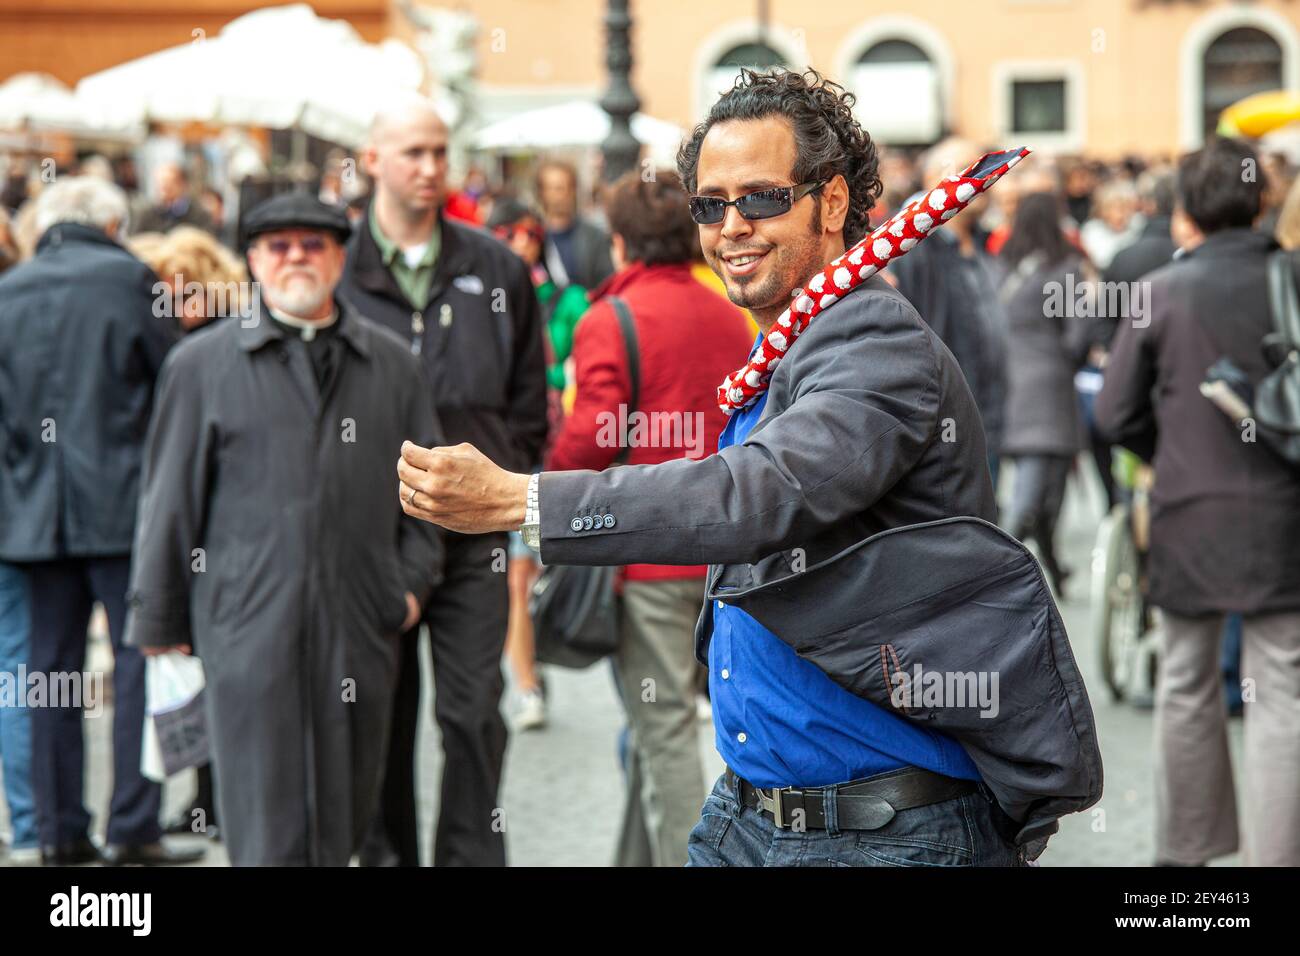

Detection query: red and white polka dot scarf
xmin=717 ymin=146 xmax=1031 ymax=415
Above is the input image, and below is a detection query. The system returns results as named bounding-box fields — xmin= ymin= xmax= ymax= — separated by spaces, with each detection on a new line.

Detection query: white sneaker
xmin=6 ymin=846 xmax=41 ymax=866
xmin=513 ymin=688 xmax=547 ymax=732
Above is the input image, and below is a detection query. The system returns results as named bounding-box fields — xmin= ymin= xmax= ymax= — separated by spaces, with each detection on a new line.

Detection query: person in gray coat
xmin=125 ymin=195 xmax=444 ymax=866
xmin=890 ymin=138 xmax=1008 ymax=484
xmin=996 ymin=192 xmax=1094 ymax=596
xmin=1097 ymin=137 xmax=1300 ymax=866
xmin=535 ymin=158 xmax=614 ymax=290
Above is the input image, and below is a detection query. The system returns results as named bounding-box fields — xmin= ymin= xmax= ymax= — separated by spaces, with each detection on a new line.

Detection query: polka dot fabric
xmin=717 ymin=146 xmax=1031 ymax=415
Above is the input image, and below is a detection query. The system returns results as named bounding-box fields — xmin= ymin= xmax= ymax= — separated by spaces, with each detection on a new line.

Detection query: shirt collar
xmin=368 ymin=206 xmax=439 ymax=269
xmin=238 ymin=297 xmax=371 ymax=358
xmin=266 ymin=303 xmax=339 ymax=341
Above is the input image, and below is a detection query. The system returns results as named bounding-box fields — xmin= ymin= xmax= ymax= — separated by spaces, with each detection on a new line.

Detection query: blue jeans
xmin=0 ymin=561 xmax=37 ymax=849
xmin=686 ymin=771 xmax=1025 ymax=867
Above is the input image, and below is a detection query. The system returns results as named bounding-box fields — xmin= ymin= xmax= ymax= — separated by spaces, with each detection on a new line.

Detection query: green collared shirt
xmin=369 ymin=208 xmax=440 ymax=308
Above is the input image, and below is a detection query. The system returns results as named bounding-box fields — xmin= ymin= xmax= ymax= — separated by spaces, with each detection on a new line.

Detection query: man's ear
xmin=245 ymin=244 xmax=263 ymax=283
xmin=823 ymin=174 xmax=850 ymax=236
xmin=361 ymin=144 xmax=380 ymax=180
xmin=327 ymin=239 xmax=347 ymax=273
xmin=1171 ymin=205 xmax=1203 ymax=251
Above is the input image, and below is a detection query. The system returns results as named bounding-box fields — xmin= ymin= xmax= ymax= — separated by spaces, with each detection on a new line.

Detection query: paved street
xmin=1 ymin=460 xmax=1244 ymax=866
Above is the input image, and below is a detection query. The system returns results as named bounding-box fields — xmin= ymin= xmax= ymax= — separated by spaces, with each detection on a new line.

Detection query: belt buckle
xmin=756 ymin=786 xmax=786 ymax=828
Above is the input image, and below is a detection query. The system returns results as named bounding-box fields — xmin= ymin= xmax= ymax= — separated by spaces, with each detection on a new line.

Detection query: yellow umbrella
xmin=1218 ymin=89 xmax=1300 ymax=138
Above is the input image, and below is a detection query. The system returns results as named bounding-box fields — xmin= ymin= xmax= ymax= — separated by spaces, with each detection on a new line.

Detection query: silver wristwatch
xmin=520 ymin=473 xmax=541 ymax=551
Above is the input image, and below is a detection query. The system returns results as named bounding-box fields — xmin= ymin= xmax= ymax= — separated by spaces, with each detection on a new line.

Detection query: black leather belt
xmin=725 ymin=765 xmax=978 ymax=831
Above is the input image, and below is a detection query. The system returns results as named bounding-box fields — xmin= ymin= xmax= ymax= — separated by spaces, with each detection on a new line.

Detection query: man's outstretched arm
xmin=399 ymin=295 xmax=942 ymax=568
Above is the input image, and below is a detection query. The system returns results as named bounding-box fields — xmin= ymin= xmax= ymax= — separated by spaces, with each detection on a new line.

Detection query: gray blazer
xmin=538 ymin=276 xmax=1102 ymax=856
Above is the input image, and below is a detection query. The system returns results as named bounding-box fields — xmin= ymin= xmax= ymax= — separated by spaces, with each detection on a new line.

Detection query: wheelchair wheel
xmin=1091 ymin=504 xmax=1145 ymax=701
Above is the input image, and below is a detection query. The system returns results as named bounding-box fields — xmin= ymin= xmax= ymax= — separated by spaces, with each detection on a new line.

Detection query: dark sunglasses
xmin=263 ymin=236 xmax=329 ymax=256
xmin=688 ymin=180 xmax=827 ymax=225
xmin=493 ymin=223 xmax=544 ymax=244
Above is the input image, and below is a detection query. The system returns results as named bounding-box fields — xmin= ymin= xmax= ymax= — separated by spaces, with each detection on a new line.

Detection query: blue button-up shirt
xmin=709 ymin=377 xmax=982 ymax=789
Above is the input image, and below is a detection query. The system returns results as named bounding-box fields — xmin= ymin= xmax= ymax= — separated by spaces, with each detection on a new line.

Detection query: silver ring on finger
xmin=406 ymin=486 xmax=419 ymax=507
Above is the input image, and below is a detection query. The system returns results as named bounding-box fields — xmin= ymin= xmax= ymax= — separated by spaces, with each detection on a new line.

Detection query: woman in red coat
xmin=548 ymin=170 xmax=753 ymax=866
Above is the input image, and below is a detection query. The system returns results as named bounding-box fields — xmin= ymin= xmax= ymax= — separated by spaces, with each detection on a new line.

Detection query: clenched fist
xmin=397 ymin=441 xmax=530 ymax=534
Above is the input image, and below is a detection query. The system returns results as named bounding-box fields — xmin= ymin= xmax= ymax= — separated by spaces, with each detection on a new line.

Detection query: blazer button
xmin=582 ymin=516 xmax=595 ymax=531
xmin=570 ymin=517 xmax=583 ymax=532
xmin=592 ymin=514 xmax=605 ymax=528
xmin=602 ymin=514 xmax=615 ymax=528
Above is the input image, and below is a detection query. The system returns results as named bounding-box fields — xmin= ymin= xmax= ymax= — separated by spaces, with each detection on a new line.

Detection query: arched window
xmin=852 ymin=39 xmax=941 ymax=145
xmin=708 ymin=42 xmax=786 ymax=100
xmin=1202 ymin=27 xmax=1283 ymax=138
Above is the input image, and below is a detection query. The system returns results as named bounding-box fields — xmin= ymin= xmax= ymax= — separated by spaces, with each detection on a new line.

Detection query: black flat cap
xmin=242 ymin=192 xmax=352 ymax=245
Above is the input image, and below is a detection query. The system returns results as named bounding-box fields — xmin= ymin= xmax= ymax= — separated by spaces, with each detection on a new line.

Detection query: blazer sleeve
xmin=124 ymin=344 xmax=215 ymax=649
xmin=538 ymin=293 xmax=942 ymax=567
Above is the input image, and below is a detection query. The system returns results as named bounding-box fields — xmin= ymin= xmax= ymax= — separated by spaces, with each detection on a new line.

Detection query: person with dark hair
xmin=1063 ymin=160 xmax=1098 ymax=228
xmin=1097 ymin=136 xmax=1300 ymax=866
xmin=546 ymin=169 xmax=752 ymax=865
xmin=396 ymin=69 xmax=1100 ymax=867
xmin=487 ymin=197 xmax=588 ymax=395
xmin=534 ymin=158 xmax=613 ymax=289
xmin=997 ymin=191 xmax=1093 ymax=597
xmin=891 ymin=138 xmax=1008 ymax=488
xmin=134 ymin=163 xmax=215 ymax=236
xmin=1106 ymin=169 xmax=1178 ymax=285
xmin=1081 ymin=169 xmax=1179 ymax=512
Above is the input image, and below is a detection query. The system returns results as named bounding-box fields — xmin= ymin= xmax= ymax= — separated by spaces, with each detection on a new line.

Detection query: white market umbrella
xmin=74 ymin=3 xmax=425 ymax=148
xmin=472 ymin=100 xmax=685 ymax=163
xmin=0 ymin=72 xmax=140 ymax=137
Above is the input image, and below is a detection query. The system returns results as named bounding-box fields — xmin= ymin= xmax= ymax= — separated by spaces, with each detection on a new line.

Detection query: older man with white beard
xmin=124 ymin=194 xmax=444 ymax=865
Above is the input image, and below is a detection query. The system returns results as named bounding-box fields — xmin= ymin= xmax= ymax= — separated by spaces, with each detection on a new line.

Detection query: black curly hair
xmin=676 ymin=68 xmax=883 ymax=247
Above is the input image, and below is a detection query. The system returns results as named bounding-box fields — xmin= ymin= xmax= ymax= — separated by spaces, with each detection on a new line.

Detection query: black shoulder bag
xmin=1254 ymin=249 xmax=1300 ymax=466
xmin=1197 ymin=249 xmax=1300 ymax=469
xmin=529 ymin=296 xmax=639 ymax=668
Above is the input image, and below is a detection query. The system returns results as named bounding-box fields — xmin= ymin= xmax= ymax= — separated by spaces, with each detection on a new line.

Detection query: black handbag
xmin=1254 ymin=249 xmax=1300 ymax=466
xmin=1193 ymin=250 xmax=1300 ymax=469
xmin=530 ymin=295 xmax=639 ymax=668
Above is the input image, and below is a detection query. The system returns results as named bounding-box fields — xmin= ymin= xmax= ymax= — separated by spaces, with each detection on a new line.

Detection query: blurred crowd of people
xmin=1 ymin=88 xmax=1298 ymax=866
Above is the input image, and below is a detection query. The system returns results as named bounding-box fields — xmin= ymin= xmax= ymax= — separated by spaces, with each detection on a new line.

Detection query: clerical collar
xmin=266 ymin=303 xmax=340 ymax=342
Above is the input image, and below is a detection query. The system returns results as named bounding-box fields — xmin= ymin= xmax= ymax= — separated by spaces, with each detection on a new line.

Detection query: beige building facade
xmin=3 ymin=0 xmax=1295 ymax=160
xmin=467 ymin=0 xmax=1300 ymax=158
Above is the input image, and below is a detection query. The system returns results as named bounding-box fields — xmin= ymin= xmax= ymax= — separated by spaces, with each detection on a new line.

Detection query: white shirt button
xmin=716 ymin=601 xmax=725 ymax=610
xmin=737 ymin=732 xmax=747 ymax=743
xmin=721 ymin=669 xmax=730 ymax=680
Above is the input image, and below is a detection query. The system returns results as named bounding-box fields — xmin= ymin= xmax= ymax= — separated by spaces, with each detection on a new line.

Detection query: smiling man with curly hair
xmin=395 ymin=70 xmax=1088 ymax=867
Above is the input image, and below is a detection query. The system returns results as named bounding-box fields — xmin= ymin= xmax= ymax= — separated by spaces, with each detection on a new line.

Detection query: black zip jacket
xmin=0 ymin=223 xmax=177 ymax=560
xmin=339 ymin=208 xmax=548 ymax=472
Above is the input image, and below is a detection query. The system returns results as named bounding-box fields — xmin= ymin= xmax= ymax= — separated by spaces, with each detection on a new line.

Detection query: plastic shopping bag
xmin=140 ymin=651 xmax=209 ymax=783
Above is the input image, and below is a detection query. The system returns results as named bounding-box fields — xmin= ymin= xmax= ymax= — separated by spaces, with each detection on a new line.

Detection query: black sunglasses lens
xmin=737 ymin=188 xmax=792 ymax=220
xmin=689 ymin=196 xmax=726 ymax=224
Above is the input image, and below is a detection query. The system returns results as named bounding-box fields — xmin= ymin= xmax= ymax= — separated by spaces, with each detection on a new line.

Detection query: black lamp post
xmin=599 ymin=0 xmax=641 ymax=182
